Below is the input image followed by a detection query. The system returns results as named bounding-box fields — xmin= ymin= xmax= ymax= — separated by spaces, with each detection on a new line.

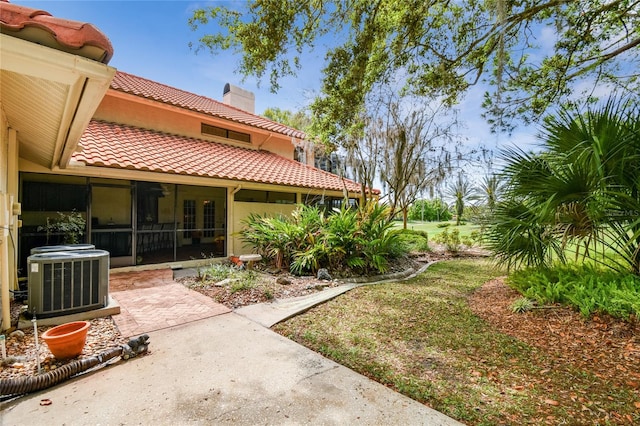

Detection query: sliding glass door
xmin=90 ymin=183 xmax=133 ymax=267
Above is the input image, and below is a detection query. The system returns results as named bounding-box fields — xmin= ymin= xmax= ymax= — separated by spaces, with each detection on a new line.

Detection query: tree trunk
xmin=403 ymin=207 xmax=408 ymax=229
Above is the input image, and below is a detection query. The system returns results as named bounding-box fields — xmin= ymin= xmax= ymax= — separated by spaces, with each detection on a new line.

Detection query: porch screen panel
xmin=183 ymin=200 xmax=196 ymax=237
xmin=22 ymin=182 xmax=86 ymax=211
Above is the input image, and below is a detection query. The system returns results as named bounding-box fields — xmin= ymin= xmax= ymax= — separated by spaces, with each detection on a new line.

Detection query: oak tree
xmin=190 ymin=0 xmax=640 ymax=142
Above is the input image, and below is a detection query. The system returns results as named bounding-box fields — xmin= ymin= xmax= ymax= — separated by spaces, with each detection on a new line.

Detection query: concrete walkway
xmin=1 ymin=264 xmax=462 ymax=425
xmin=1 ymin=314 xmax=461 ymax=425
xmin=235 ymin=284 xmax=358 ymax=327
xmin=236 ymin=262 xmax=434 ymax=327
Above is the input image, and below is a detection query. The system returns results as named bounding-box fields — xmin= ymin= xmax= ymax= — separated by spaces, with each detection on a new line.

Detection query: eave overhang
xmin=1 ymin=33 xmax=115 ymax=169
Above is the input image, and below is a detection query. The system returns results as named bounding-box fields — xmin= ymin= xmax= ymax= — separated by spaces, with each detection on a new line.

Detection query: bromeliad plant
xmin=240 ymin=201 xmax=403 ymax=276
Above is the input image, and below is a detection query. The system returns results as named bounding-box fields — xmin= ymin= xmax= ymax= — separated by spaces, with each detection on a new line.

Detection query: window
xmin=294 ymin=146 xmax=305 ymax=163
xmin=202 ymin=123 xmax=250 ymax=143
xmin=234 ymin=189 xmax=296 ymax=204
xmin=203 ymin=200 xmax=215 ymax=237
xmin=183 ymin=200 xmax=196 ymax=237
xmin=305 ymin=195 xmax=357 ymax=212
xmin=315 ymin=152 xmax=344 ymax=175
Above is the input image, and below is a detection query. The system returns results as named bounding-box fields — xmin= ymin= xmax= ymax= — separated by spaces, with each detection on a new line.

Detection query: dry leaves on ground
xmin=469 ymin=277 xmax=640 ymax=424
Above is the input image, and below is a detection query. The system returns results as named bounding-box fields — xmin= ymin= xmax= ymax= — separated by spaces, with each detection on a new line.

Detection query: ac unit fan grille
xmin=42 ymin=259 xmax=100 ymax=313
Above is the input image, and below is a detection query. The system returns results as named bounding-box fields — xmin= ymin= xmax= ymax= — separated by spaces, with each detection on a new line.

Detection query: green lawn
xmin=394 ymin=220 xmax=481 ymax=238
xmin=273 ymin=259 xmax=639 ymax=425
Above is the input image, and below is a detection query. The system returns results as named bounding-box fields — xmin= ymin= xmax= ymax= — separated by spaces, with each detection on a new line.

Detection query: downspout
xmin=1 ymin=192 xmax=10 ymax=331
xmin=7 ymin=129 xmax=18 ymax=292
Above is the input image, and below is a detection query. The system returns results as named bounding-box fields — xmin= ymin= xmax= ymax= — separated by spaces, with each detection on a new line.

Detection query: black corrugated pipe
xmin=0 ymin=334 xmax=149 ymax=397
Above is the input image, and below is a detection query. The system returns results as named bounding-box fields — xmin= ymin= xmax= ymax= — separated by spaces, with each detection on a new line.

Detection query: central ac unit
xmin=31 ymin=244 xmax=95 ymax=255
xmin=27 ymin=249 xmax=109 ymax=318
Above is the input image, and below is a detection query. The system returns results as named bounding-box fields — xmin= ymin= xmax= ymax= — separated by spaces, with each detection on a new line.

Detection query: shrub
xmin=354 ymin=201 xmax=403 ymax=274
xmin=241 ymin=201 xmax=405 ymax=276
xmin=408 ymin=199 xmax=452 ymax=222
xmin=433 ymin=228 xmax=461 ymax=253
xmin=460 ymin=236 xmax=474 ymax=247
xmin=397 ymin=229 xmax=430 ymax=252
xmin=470 ymin=230 xmax=482 ymax=244
xmin=508 ymin=264 xmax=640 ymax=320
xmin=239 ymin=213 xmax=298 ymax=269
xmin=38 ymin=210 xmax=86 ymax=244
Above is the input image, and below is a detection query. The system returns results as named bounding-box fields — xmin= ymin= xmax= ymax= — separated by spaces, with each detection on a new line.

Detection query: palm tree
xmin=447 ymin=173 xmax=474 ymax=226
xmin=475 ymin=174 xmax=504 ymax=213
xmin=471 ymin=174 xmax=505 ymax=238
xmin=487 ymin=97 xmax=640 ymax=274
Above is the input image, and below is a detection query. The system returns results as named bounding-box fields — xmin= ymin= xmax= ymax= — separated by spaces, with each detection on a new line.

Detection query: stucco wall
xmin=231 ymin=201 xmax=297 ymax=256
xmin=0 ymin=108 xmax=9 ymax=330
xmin=94 ymin=94 xmax=296 ymax=159
xmin=0 ymin=108 xmax=19 ymax=329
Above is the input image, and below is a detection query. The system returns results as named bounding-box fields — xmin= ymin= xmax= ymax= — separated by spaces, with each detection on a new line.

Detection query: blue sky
xmin=16 ymin=0 xmax=324 ymax=113
xmin=15 ymin=0 xmax=539 ymax=178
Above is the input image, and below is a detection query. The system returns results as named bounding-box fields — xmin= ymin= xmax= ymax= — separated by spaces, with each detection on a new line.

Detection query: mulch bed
xmin=469 ymin=277 xmax=640 ymax=424
xmin=1 ymin=315 xmax=126 ymax=382
xmin=179 ymin=253 xmax=448 ymax=308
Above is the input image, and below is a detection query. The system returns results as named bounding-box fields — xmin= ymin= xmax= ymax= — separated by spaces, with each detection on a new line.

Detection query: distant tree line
xmin=407 ymin=199 xmax=452 ymax=222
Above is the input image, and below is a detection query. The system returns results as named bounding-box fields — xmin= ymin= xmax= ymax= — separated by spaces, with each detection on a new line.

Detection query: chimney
xmin=223 ymin=83 xmax=255 ymax=114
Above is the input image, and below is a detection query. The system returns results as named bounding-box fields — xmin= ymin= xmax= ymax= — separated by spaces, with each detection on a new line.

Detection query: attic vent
xmin=201 ymin=123 xmax=251 ymax=143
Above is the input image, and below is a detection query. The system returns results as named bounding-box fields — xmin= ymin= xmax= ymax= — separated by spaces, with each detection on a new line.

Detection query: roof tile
xmin=74 ymin=121 xmax=364 ymax=194
xmin=111 ymin=71 xmax=306 ymax=140
xmin=0 ymin=0 xmax=113 ymax=63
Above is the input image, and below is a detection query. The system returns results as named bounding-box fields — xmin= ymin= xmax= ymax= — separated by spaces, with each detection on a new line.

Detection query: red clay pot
xmin=41 ymin=321 xmax=90 ymax=359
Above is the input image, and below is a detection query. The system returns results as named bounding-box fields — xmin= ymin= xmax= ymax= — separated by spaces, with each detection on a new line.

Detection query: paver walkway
xmin=109 ymin=269 xmax=230 ymax=337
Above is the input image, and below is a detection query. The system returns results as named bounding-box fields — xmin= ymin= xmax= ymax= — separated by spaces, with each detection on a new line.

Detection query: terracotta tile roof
xmin=74 ymin=120 xmax=364 ymax=194
xmin=111 ymin=71 xmax=307 ymax=140
xmin=0 ymin=0 xmax=113 ymax=63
